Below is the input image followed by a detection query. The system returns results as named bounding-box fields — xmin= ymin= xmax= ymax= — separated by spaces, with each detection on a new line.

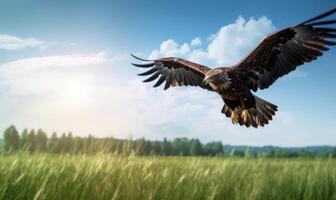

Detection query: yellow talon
xmin=231 ymin=111 xmax=239 ymax=124
xmin=242 ymin=109 xmax=250 ymax=123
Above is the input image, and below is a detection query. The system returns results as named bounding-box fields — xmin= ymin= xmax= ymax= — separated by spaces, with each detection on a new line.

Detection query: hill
xmin=223 ymin=145 xmax=335 ymax=156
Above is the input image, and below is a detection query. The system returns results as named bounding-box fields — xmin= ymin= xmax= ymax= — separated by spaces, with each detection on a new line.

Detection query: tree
xmin=231 ymin=149 xmax=245 ymax=157
xmin=161 ymin=138 xmax=172 ymax=155
xmin=27 ymin=129 xmax=36 ymax=152
xmin=36 ymin=129 xmax=48 ymax=152
xmin=4 ymin=125 xmax=20 ymax=152
xmin=66 ymin=132 xmax=74 ymax=153
xmin=173 ymin=138 xmax=191 ymax=156
xmin=83 ymin=134 xmax=94 ymax=153
xmin=205 ymin=141 xmax=224 ymax=156
xmin=189 ymin=139 xmax=203 ymax=156
xmin=49 ymin=132 xmax=59 ymax=153
xmin=121 ymin=138 xmax=134 ymax=155
xmin=73 ymin=137 xmax=84 ymax=153
xmin=331 ymin=148 xmax=336 ymax=158
xmin=134 ymin=138 xmax=146 ymax=155
xmin=20 ymin=129 xmax=29 ymax=150
xmin=58 ymin=133 xmax=67 ymax=153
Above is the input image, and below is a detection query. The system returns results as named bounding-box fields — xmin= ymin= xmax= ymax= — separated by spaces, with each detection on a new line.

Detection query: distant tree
xmin=27 ymin=129 xmax=36 ymax=152
xmin=205 ymin=141 xmax=224 ymax=156
xmin=110 ymin=139 xmax=122 ymax=154
xmin=264 ymin=150 xmax=276 ymax=158
xmin=4 ymin=125 xmax=20 ymax=152
xmin=59 ymin=133 xmax=67 ymax=153
xmin=298 ymin=150 xmax=313 ymax=158
xmin=231 ymin=149 xmax=245 ymax=157
xmin=189 ymin=139 xmax=203 ymax=156
xmin=134 ymin=138 xmax=146 ymax=155
xmin=84 ymin=134 xmax=94 ymax=153
xmin=72 ymin=137 xmax=83 ymax=153
xmin=331 ymin=148 xmax=336 ymax=158
xmin=121 ymin=138 xmax=134 ymax=155
xmin=66 ymin=132 xmax=74 ymax=153
xmin=143 ymin=140 xmax=152 ymax=155
xmin=151 ymin=141 xmax=162 ymax=155
xmin=49 ymin=132 xmax=59 ymax=153
xmin=20 ymin=129 xmax=29 ymax=150
xmin=161 ymin=138 xmax=172 ymax=155
xmin=173 ymin=138 xmax=190 ymax=156
xmin=36 ymin=129 xmax=48 ymax=152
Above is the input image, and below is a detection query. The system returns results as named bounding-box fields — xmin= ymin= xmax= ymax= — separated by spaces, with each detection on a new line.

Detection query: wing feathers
xmin=307 ymin=20 xmax=336 ymax=26
xmin=131 ymin=63 xmax=155 ymax=68
xmin=233 ymin=8 xmax=336 ymax=91
xmin=164 ymin=72 xmax=172 ymax=90
xmin=132 ymin=56 xmax=212 ymax=91
xmin=315 ymin=27 xmax=336 ymax=32
xmin=301 ymin=8 xmax=336 ymax=24
xmin=138 ymin=67 xmax=158 ymax=76
xmin=323 ymin=39 xmax=336 ymax=45
xmin=143 ymin=71 xmax=160 ymax=82
xmin=130 ymin=54 xmax=154 ymax=62
xmin=153 ymin=75 xmax=166 ymax=87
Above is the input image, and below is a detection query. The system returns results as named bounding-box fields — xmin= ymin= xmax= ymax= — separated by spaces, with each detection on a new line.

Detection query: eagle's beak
xmin=203 ymin=76 xmax=211 ymax=85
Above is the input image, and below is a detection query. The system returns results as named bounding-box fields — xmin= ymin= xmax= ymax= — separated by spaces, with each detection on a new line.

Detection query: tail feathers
xmin=221 ymin=95 xmax=278 ymax=128
xmin=254 ymin=95 xmax=278 ymax=127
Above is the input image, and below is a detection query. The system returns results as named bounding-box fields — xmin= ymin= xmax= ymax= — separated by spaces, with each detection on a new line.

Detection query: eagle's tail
xmin=222 ymin=95 xmax=278 ymax=128
xmin=253 ymin=95 xmax=278 ymax=127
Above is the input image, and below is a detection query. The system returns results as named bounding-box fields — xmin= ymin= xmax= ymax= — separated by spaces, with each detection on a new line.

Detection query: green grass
xmin=0 ymin=154 xmax=335 ymax=200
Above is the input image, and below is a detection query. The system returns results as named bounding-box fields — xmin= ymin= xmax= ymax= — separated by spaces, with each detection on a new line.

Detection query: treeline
xmin=228 ymin=148 xmax=336 ymax=158
xmin=3 ymin=125 xmax=223 ymax=156
xmin=3 ymin=125 xmax=336 ymax=157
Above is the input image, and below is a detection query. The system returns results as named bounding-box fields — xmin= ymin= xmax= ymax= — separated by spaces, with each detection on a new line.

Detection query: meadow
xmin=0 ymin=154 xmax=335 ymax=200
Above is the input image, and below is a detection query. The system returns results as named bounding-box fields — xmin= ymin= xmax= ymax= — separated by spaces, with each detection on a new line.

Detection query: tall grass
xmin=0 ymin=154 xmax=335 ymax=200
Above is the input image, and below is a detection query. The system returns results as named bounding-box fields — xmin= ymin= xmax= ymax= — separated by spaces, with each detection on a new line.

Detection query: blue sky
xmin=0 ymin=0 xmax=336 ymax=146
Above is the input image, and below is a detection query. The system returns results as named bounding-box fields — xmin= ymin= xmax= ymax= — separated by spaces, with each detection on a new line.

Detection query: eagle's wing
xmin=132 ymin=55 xmax=212 ymax=90
xmin=232 ymin=8 xmax=336 ymax=92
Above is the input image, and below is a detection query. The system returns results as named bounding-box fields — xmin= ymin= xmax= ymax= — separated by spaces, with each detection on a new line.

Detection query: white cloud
xmin=149 ymin=39 xmax=191 ymax=59
xmin=188 ymin=49 xmax=208 ymax=64
xmin=0 ymin=34 xmax=52 ymax=50
xmin=149 ymin=16 xmax=275 ymax=66
xmin=191 ymin=37 xmax=202 ymax=47
xmin=0 ymin=52 xmax=112 ymax=96
xmin=207 ymin=16 xmax=274 ymax=65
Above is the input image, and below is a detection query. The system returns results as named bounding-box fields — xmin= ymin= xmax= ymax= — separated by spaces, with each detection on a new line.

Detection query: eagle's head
xmin=203 ymin=69 xmax=231 ymax=90
xmin=203 ymin=69 xmax=230 ymax=84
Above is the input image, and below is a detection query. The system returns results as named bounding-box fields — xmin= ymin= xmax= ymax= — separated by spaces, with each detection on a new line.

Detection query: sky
xmin=0 ymin=0 xmax=336 ymax=146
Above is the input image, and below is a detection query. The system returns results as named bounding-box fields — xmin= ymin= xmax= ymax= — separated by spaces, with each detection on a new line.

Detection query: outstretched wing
xmin=131 ymin=55 xmax=212 ymax=90
xmin=232 ymin=8 xmax=336 ymax=92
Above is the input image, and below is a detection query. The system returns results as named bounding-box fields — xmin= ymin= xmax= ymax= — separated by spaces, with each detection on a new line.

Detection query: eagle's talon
xmin=242 ymin=109 xmax=250 ymax=123
xmin=231 ymin=111 xmax=239 ymax=124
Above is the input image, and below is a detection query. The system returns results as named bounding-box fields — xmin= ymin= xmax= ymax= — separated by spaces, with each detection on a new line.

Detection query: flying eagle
xmin=132 ymin=8 xmax=336 ymax=128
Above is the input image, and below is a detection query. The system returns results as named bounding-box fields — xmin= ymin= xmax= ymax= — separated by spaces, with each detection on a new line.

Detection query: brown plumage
xmin=132 ymin=8 xmax=336 ymax=128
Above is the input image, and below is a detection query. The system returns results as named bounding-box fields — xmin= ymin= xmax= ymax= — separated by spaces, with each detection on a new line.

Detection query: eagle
xmin=132 ymin=8 xmax=336 ymax=128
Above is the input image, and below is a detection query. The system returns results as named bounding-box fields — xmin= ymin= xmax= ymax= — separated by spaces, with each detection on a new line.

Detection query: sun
xmin=58 ymin=76 xmax=93 ymax=107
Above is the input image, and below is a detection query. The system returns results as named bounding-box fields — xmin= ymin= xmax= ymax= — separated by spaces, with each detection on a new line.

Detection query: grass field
xmin=0 ymin=154 xmax=335 ymax=200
